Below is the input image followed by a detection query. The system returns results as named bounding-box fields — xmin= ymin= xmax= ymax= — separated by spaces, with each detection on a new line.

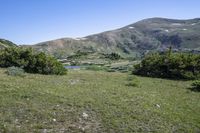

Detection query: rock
xmin=82 ymin=112 xmax=89 ymax=119
xmin=155 ymin=104 xmax=161 ymax=108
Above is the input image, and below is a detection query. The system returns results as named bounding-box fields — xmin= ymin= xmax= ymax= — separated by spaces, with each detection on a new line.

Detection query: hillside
xmin=25 ymin=18 xmax=200 ymax=58
xmin=0 ymin=39 xmax=17 ymax=49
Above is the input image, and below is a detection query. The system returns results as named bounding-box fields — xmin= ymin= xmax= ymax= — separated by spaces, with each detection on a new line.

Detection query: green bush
xmin=105 ymin=53 xmax=121 ymax=60
xmin=106 ymin=69 xmax=116 ymax=72
xmin=191 ymin=80 xmax=200 ymax=91
xmin=126 ymin=75 xmax=139 ymax=87
xmin=68 ymin=50 xmax=88 ymax=59
xmin=6 ymin=66 xmax=25 ymax=77
xmin=110 ymin=66 xmax=130 ymax=73
xmin=0 ymin=47 xmax=67 ymax=75
xmin=133 ymin=52 xmax=200 ymax=80
xmin=126 ymin=82 xmax=138 ymax=87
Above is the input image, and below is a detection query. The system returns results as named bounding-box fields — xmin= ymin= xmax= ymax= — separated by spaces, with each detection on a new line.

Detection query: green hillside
xmin=25 ymin=18 xmax=200 ymax=59
xmin=0 ymin=39 xmax=17 ymax=48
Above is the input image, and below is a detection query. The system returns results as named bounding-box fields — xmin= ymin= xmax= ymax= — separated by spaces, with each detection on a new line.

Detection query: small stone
xmin=82 ymin=112 xmax=89 ymax=119
xmin=155 ymin=104 xmax=161 ymax=108
xmin=43 ymin=129 xmax=47 ymax=133
xmin=16 ymin=125 xmax=21 ymax=128
xmin=81 ymin=127 xmax=85 ymax=131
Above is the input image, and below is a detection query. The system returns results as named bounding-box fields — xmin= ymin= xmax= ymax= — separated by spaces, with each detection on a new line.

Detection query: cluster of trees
xmin=133 ymin=51 xmax=200 ymax=80
xmin=0 ymin=47 xmax=67 ymax=75
xmin=105 ymin=52 xmax=121 ymax=60
xmin=67 ymin=50 xmax=88 ymax=59
xmin=156 ymin=34 xmax=182 ymax=48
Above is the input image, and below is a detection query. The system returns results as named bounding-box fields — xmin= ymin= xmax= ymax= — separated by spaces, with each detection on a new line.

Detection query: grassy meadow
xmin=0 ymin=68 xmax=199 ymax=132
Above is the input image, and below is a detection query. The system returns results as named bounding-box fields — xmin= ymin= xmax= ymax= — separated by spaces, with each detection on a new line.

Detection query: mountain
xmin=0 ymin=39 xmax=17 ymax=49
xmin=25 ymin=18 xmax=200 ymax=58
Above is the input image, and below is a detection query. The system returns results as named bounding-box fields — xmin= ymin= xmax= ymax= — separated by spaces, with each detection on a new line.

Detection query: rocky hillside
xmin=0 ymin=39 xmax=17 ymax=49
xmin=26 ymin=18 xmax=200 ymax=58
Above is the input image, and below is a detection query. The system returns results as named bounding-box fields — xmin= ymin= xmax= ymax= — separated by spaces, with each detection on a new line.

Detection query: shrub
xmin=106 ymin=69 xmax=116 ymax=72
xmin=126 ymin=75 xmax=139 ymax=87
xmin=68 ymin=50 xmax=88 ymax=59
xmin=105 ymin=53 xmax=121 ymax=60
xmin=6 ymin=66 xmax=25 ymax=77
xmin=111 ymin=66 xmax=130 ymax=73
xmin=133 ymin=52 xmax=200 ymax=80
xmin=0 ymin=47 xmax=67 ymax=75
xmin=28 ymin=52 xmax=67 ymax=75
xmin=126 ymin=82 xmax=138 ymax=87
xmin=191 ymin=80 xmax=200 ymax=91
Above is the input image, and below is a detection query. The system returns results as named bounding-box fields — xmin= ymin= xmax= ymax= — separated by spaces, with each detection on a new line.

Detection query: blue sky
xmin=0 ymin=0 xmax=200 ymax=44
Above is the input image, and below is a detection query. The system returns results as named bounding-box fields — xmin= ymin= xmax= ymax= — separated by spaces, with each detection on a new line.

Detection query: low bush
xmin=191 ymin=80 xmax=200 ymax=91
xmin=106 ymin=69 xmax=116 ymax=72
xmin=110 ymin=66 xmax=130 ymax=73
xmin=0 ymin=47 xmax=67 ymax=75
xmin=67 ymin=50 xmax=88 ymax=59
xmin=126 ymin=82 xmax=138 ymax=87
xmin=133 ymin=51 xmax=200 ymax=80
xmin=126 ymin=75 xmax=139 ymax=87
xmin=6 ymin=66 xmax=25 ymax=77
xmin=105 ymin=53 xmax=121 ymax=60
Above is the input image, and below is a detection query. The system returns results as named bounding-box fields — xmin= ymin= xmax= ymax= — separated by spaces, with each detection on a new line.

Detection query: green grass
xmin=0 ymin=69 xmax=200 ymax=132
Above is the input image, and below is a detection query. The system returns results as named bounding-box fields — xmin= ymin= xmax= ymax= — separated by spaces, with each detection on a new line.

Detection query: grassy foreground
xmin=0 ymin=69 xmax=199 ymax=132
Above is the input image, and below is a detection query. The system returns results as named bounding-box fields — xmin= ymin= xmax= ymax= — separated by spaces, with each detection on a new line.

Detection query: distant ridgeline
xmin=24 ymin=17 xmax=200 ymax=59
xmin=0 ymin=39 xmax=17 ymax=48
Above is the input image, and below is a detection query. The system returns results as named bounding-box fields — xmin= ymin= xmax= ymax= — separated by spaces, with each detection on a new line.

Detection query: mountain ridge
xmin=24 ymin=17 xmax=200 ymax=58
xmin=0 ymin=39 xmax=17 ymax=49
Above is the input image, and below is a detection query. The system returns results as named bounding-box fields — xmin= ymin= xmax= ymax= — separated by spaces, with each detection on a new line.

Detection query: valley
xmin=0 ymin=17 xmax=200 ymax=132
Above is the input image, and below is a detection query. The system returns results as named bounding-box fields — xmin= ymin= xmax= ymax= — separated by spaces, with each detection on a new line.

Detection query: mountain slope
xmin=0 ymin=39 xmax=17 ymax=49
xmin=87 ymin=18 xmax=200 ymax=52
xmin=26 ymin=18 xmax=200 ymax=58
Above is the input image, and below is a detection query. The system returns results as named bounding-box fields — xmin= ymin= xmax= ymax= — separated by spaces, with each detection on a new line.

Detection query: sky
xmin=0 ymin=0 xmax=200 ymax=44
